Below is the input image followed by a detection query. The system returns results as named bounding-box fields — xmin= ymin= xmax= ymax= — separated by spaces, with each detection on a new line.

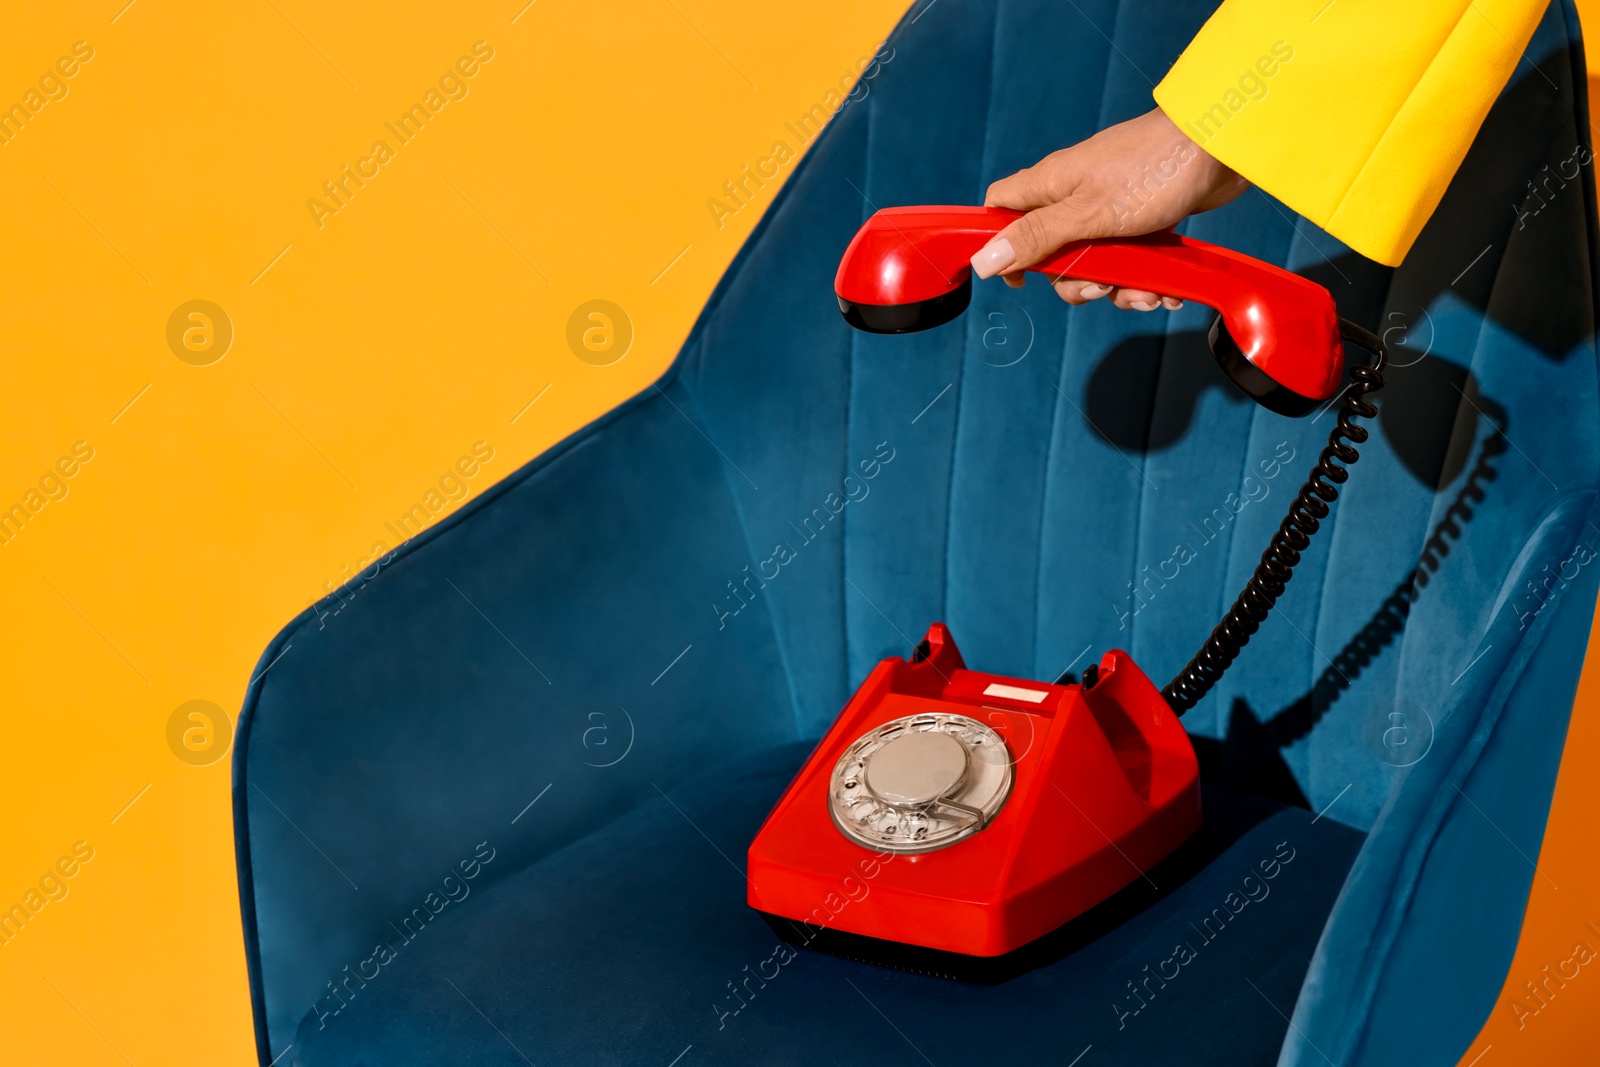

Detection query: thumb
xmin=971 ymin=197 xmax=1118 ymax=279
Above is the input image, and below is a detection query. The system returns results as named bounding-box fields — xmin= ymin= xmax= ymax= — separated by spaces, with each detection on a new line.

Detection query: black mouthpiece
xmin=838 ymin=278 xmax=972 ymax=334
xmin=1207 ymin=313 xmax=1321 ymax=418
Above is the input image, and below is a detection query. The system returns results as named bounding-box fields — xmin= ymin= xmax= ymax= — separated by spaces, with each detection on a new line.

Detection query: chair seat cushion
xmin=291 ymin=741 xmax=1364 ymax=1067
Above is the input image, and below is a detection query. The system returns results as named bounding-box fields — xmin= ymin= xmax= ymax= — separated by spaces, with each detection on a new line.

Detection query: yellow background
xmin=0 ymin=2 xmax=1591 ymax=1064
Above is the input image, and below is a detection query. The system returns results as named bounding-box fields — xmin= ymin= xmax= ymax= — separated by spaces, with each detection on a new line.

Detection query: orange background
xmin=0 ymin=2 xmax=1589 ymax=1064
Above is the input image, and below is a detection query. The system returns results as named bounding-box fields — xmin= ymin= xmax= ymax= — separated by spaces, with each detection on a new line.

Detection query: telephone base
xmin=747 ymin=624 xmax=1201 ymax=960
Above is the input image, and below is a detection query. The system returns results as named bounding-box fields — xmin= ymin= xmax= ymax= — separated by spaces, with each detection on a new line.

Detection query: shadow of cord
xmin=1198 ymin=405 xmax=1510 ymax=805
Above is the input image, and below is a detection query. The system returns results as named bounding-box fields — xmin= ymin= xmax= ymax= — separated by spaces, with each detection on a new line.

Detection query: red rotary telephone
xmin=748 ymin=206 xmax=1388 ymax=968
xmin=747 ymin=624 xmax=1197 ymax=959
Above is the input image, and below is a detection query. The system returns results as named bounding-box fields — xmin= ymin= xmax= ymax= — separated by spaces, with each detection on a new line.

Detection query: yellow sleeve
xmin=1152 ymin=1 xmax=1548 ymax=266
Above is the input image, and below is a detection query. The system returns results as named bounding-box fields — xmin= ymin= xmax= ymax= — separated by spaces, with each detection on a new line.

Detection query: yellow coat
xmin=1153 ymin=0 xmax=1549 ymax=266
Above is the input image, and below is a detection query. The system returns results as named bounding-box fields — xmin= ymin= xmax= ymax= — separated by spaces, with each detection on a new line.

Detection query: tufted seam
xmin=1029 ymin=0 xmax=1120 ymax=677
xmin=936 ymin=4 xmax=1004 ymax=627
xmin=973 ymin=0 xmax=1034 ymax=670
xmin=840 ymin=75 xmax=874 ymax=735
xmin=1080 ymin=0 xmax=1154 ymax=671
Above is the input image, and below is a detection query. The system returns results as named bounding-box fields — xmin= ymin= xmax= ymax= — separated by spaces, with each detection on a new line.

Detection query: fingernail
xmin=1161 ymin=297 xmax=1184 ymax=310
xmin=970 ymin=238 xmax=1015 ymax=279
xmin=1081 ymin=283 xmax=1111 ymax=300
xmin=1131 ymin=300 xmax=1159 ymax=312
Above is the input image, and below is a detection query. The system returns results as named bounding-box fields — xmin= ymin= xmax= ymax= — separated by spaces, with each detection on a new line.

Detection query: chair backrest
xmin=236 ymin=0 xmax=1599 ymax=1060
xmin=679 ymin=0 xmax=1598 ymax=819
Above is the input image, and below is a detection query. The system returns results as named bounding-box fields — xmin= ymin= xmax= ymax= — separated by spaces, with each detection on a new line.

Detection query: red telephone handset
xmin=834 ymin=206 xmax=1344 ymax=416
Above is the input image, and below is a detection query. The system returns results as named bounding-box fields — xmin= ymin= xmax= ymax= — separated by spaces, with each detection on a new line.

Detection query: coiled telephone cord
xmin=1162 ymin=319 xmax=1388 ymax=715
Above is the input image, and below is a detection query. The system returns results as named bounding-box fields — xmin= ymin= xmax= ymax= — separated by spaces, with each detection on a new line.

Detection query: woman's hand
xmin=971 ymin=108 xmax=1249 ymax=310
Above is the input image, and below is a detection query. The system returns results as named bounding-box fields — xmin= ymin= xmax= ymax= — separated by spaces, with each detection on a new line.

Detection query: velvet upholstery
xmin=234 ymin=2 xmax=1600 ymax=1064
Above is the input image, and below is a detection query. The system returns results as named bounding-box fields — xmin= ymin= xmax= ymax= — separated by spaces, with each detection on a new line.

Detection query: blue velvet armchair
xmin=234 ymin=2 xmax=1600 ymax=1063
